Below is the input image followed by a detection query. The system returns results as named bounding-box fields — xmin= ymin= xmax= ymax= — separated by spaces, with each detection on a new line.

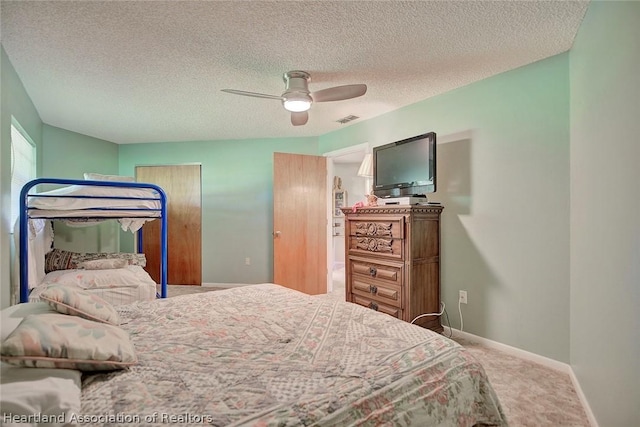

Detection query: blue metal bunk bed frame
xmin=19 ymin=178 xmax=168 ymax=303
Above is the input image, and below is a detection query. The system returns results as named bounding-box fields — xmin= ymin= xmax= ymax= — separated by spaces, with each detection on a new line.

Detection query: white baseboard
xmin=445 ymin=327 xmax=599 ymax=427
xmin=568 ymin=367 xmax=600 ymax=427
xmin=445 ymin=327 xmax=570 ymax=373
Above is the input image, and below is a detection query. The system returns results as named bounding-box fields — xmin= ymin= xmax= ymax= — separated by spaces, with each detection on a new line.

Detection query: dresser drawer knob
xmin=369 ymin=285 xmax=378 ymax=294
xmin=369 ymin=302 xmax=379 ymax=311
xmin=369 ymin=267 xmax=377 ymax=277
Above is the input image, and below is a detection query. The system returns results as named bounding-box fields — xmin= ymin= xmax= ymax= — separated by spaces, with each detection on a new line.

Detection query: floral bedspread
xmin=80 ymin=284 xmax=507 ymax=426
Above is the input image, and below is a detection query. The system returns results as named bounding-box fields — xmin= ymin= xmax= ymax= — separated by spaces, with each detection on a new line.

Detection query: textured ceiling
xmin=0 ymin=1 xmax=589 ymax=144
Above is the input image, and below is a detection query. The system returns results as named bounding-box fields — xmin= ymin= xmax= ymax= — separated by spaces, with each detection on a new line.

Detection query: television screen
xmin=373 ymin=132 xmax=436 ymax=198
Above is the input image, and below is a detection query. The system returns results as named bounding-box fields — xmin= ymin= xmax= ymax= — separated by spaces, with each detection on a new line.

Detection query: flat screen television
xmin=372 ymin=132 xmax=436 ymax=199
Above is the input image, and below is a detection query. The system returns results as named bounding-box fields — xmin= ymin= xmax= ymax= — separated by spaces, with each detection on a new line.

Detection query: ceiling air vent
xmin=336 ymin=115 xmax=359 ymax=124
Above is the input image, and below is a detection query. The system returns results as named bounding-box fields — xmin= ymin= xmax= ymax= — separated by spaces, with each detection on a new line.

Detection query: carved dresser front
xmin=342 ymin=205 xmax=444 ymax=333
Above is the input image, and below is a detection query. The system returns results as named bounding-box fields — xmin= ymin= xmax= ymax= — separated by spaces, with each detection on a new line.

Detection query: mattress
xmin=27 ymin=184 xmax=162 ymax=213
xmin=26 ymin=184 xmax=161 ymax=232
xmin=79 ymin=284 xmax=507 ymax=426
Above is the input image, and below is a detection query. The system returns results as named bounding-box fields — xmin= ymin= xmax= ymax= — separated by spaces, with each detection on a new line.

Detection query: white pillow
xmin=1 ymin=313 xmax=138 ymax=371
xmin=39 ymin=285 xmax=121 ymax=325
xmin=0 ymin=362 xmax=81 ymax=426
xmin=42 ymin=266 xmax=155 ymax=290
xmin=1 ymin=304 xmax=82 ymax=426
xmin=84 ymin=172 xmax=135 ymax=182
xmin=1 ymin=302 xmax=55 ymax=341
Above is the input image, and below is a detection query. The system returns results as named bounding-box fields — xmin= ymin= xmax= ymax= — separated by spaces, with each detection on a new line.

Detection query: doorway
xmin=324 ymin=143 xmax=369 ymax=296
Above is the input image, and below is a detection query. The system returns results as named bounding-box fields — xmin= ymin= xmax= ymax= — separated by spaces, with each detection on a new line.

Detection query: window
xmin=10 ymin=121 xmax=36 ymax=231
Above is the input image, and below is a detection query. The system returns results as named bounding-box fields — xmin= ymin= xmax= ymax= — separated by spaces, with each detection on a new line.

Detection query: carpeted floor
xmin=450 ymin=336 xmax=590 ymax=426
xmin=166 ymin=284 xmax=231 ymax=297
xmin=165 ymin=282 xmax=591 ymax=426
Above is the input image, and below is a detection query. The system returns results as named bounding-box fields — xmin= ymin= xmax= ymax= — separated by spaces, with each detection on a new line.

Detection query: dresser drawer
xmin=350 ymin=217 xmax=405 ymax=239
xmin=350 ymin=259 xmax=402 ymax=286
xmin=347 ymin=216 xmax=405 ymax=260
xmin=352 ymin=278 xmax=402 ymax=308
xmin=352 ymin=294 xmax=402 ymax=319
xmin=347 ymin=236 xmax=403 ymax=260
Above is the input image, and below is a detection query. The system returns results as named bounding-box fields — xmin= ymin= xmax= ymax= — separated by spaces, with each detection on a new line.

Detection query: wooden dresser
xmin=341 ymin=205 xmax=444 ymax=333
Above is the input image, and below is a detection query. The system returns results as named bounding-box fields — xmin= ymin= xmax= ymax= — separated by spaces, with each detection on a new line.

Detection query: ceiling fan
xmin=221 ymin=71 xmax=367 ymax=126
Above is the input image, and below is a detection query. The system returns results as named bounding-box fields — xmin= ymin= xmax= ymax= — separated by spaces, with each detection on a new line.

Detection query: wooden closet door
xmin=136 ymin=165 xmax=202 ymax=285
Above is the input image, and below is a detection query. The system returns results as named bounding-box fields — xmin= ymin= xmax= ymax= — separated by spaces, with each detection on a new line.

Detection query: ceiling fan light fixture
xmin=223 ymin=71 xmax=366 ymax=126
xmin=282 ymin=91 xmax=312 ymax=112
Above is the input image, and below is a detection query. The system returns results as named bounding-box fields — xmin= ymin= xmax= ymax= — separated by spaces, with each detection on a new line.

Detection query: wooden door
xmin=273 ymin=152 xmax=327 ymax=295
xmin=136 ymin=165 xmax=202 ymax=285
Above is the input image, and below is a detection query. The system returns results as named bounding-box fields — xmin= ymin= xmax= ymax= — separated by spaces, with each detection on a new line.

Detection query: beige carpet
xmin=451 ymin=336 xmax=590 ymax=426
xmin=164 ymin=283 xmax=591 ymax=427
xmin=166 ymin=284 xmax=230 ymax=297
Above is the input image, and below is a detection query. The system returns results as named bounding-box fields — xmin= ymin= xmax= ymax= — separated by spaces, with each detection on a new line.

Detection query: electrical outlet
xmin=245 ymin=257 xmax=251 ymax=266
xmin=459 ymin=290 xmax=468 ymax=304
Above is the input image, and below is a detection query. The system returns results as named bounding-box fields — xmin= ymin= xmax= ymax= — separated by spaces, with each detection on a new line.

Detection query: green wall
xmin=42 ymin=124 xmax=118 ymax=178
xmin=41 ymin=124 xmax=121 ymax=253
xmin=2 ymin=43 xmax=573 ymax=362
xmin=320 ymin=54 xmax=571 ymax=362
xmin=4 ymin=3 xmax=639 ymax=421
xmin=118 ymin=137 xmax=319 ymax=284
xmin=0 ymin=46 xmax=43 ymax=308
xmin=569 ymin=2 xmax=640 ymax=426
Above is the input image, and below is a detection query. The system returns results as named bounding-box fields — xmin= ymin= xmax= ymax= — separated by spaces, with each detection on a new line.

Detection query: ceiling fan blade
xmin=311 ymin=84 xmax=367 ymax=102
xmin=291 ymin=111 xmax=308 ymax=126
xmin=221 ymin=89 xmax=282 ymax=100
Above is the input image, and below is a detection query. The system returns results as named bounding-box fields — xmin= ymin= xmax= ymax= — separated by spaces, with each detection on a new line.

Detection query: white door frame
xmin=323 ymin=143 xmax=369 ymax=292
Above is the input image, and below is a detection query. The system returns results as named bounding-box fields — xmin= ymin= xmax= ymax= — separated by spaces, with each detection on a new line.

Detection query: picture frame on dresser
xmin=341 ymin=204 xmax=444 ymax=333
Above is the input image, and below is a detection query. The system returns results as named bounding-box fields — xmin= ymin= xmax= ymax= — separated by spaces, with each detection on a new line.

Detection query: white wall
xmin=334 ymin=162 xmax=368 ymax=208
xmin=332 ymin=162 xmax=367 ymax=267
xmin=569 ymin=2 xmax=640 ymax=426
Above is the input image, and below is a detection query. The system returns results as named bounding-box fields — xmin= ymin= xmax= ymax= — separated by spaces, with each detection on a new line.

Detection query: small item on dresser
xmin=351 ymin=193 xmax=379 ymax=212
xmin=351 ymin=201 xmax=365 ymax=212
xmin=366 ymin=193 xmax=378 ymax=206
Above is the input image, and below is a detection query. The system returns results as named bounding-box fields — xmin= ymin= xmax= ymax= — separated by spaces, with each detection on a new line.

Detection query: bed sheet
xmin=26 ymin=184 xmax=161 ymax=231
xmin=80 ymin=284 xmax=507 ymax=426
xmin=26 ymin=211 xmax=159 ymax=234
xmin=26 ymin=210 xmax=161 ymax=218
xmin=27 ymin=184 xmax=161 ymax=212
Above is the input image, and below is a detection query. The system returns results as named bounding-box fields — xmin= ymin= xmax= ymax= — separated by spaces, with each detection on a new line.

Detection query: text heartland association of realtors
xmin=2 ymin=412 xmax=215 ymax=424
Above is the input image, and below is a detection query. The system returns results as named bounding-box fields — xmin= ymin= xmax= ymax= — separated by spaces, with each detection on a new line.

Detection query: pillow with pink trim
xmin=0 ymin=313 xmax=137 ymax=371
xmin=39 ymin=285 xmax=120 ymax=326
